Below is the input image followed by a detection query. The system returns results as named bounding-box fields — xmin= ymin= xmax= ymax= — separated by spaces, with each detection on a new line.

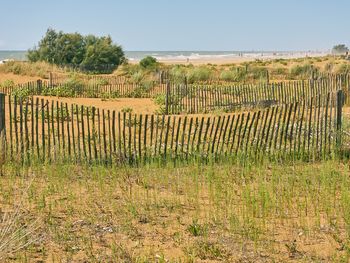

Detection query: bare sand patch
xmin=34 ymin=96 xmax=159 ymax=114
xmin=0 ymin=72 xmax=41 ymax=84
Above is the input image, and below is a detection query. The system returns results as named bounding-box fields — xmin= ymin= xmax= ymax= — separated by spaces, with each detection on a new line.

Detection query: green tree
xmin=81 ymin=36 xmax=124 ymax=71
xmin=28 ymin=28 xmax=59 ymax=63
xmin=27 ymin=28 xmax=125 ymax=73
xmin=332 ymin=44 xmax=349 ymax=55
xmin=55 ymin=33 xmax=85 ymax=65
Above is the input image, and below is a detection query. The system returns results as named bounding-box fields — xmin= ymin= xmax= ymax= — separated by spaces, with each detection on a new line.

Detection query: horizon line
xmin=0 ymin=49 xmax=331 ymax=52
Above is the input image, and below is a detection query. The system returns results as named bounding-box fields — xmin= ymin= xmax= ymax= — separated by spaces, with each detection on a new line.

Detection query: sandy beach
xmin=128 ymin=51 xmax=329 ymax=65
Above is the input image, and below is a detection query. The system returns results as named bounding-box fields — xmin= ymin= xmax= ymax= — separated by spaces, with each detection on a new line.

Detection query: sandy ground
xmin=34 ymin=96 xmax=159 ymax=114
xmin=128 ymin=52 xmax=329 ymax=65
xmin=0 ymin=72 xmax=41 ymax=84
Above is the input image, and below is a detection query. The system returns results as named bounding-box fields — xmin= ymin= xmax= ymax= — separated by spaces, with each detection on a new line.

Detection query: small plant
xmin=285 ymin=239 xmax=301 ymax=258
xmin=0 ymin=79 xmax=15 ymax=88
xmin=110 ymin=90 xmax=121 ymax=98
xmin=121 ymin=107 xmax=133 ymax=113
xmin=12 ymin=86 xmax=31 ymax=101
xmin=153 ymin=94 xmax=166 ymax=114
xmin=100 ymin=92 xmax=111 ymax=100
xmin=187 ymin=220 xmax=206 ymax=237
xmin=96 ymin=78 xmax=109 ymax=86
xmin=186 ymin=240 xmax=227 ymax=260
xmin=289 ymin=63 xmax=314 ymax=78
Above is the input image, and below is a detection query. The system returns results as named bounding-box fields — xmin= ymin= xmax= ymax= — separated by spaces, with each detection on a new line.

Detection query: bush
xmin=219 ymin=69 xmax=246 ymax=82
xmin=0 ymin=79 xmax=15 ymax=88
xmin=28 ymin=28 xmax=125 ymax=73
xmin=219 ymin=70 xmax=236 ymax=82
xmin=249 ymin=67 xmax=268 ymax=80
xmin=169 ymin=65 xmax=187 ymax=83
xmin=139 ymin=56 xmax=158 ymax=69
xmin=12 ymin=87 xmax=31 ymax=101
xmin=131 ymin=71 xmax=144 ymax=84
xmin=272 ymin=67 xmax=287 ymax=75
xmin=324 ymin=62 xmax=334 ymax=73
xmin=289 ymin=64 xmax=314 ymax=78
xmin=153 ymin=94 xmax=166 ymax=114
xmin=187 ymin=66 xmax=213 ymax=83
xmin=42 ymin=76 xmax=83 ymax=97
xmin=335 ymin=63 xmax=350 ymax=74
xmin=95 ymin=78 xmax=109 ymax=86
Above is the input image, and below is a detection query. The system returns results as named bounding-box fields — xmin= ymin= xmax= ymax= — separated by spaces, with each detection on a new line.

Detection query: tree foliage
xmin=139 ymin=56 xmax=158 ymax=69
xmin=332 ymin=44 xmax=349 ymax=55
xmin=27 ymin=28 xmax=125 ymax=73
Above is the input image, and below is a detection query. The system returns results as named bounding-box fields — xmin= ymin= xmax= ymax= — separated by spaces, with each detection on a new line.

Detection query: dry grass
xmin=1 ymin=159 xmax=350 ymax=262
xmin=0 ymin=173 xmax=42 ymax=261
xmin=0 ymin=61 xmax=61 ymax=80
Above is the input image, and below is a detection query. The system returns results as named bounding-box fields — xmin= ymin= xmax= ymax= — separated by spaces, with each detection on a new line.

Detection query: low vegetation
xmin=0 ymin=53 xmax=349 ymax=262
xmin=1 ymin=159 xmax=350 ymax=261
xmin=0 ymin=61 xmax=58 ymax=79
xmin=2 ymin=55 xmax=350 ymax=88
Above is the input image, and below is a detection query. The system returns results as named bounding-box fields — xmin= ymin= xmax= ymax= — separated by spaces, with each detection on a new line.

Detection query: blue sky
xmin=0 ymin=0 xmax=349 ymax=51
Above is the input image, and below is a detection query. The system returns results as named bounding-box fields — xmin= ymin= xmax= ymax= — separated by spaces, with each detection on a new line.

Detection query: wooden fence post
xmin=0 ymin=93 xmax=5 ymax=135
xmin=37 ymin=79 xmax=42 ymax=95
xmin=49 ymin=72 xmax=53 ymax=87
xmin=165 ymin=81 xmax=170 ymax=115
xmin=266 ymin=70 xmax=270 ymax=85
xmin=159 ymin=71 xmax=164 ymax=85
xmin=0 ymin=93 xmax=6 ymax=163
xmin=336 ymin=90 xmax=343 ymax=150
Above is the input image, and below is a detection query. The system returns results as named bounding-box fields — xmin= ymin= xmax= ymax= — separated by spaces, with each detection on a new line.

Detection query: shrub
xmin=42 ymin=76 xmax=83 ymax=97
xmin=28 ymin=28 xmax=125 ymax=73
xmin=335 ymin=63 xmax=350 ymax=74
xmin=153 ymin=94 xmax=166 ymax=114
xmin=94 ymin=78 xmax=109 ymax=86
xmin=121 ymin=107 xmax=133 ymax=113
xmin=324 ymin=62 xmax=334 ymax=73
xmin=110 ymin=90 xmax=121 ymax=98
xmin=169 ymin=65 xmax=187 ymax=83
xmin=289 ymin=63 xmax=314 ymax=78
xmin=0 ymin=79 xmax=15 ymax=88
xmin=272 ymin=67 xmax=288 ymax=75
xmin=12 ymin=87 xmax=31 ymax=101
xmin=131 ymin=71 xmax=144 ymax=84
xmin=219 ymin=68 xmax=247 ymax=82
xmin=219 ymin=70 xmax=237 ymax=82
xmin=187 ymin=66 xmax=213 ymax=83
xmin=249 ymin=67 xmax=268 ymax=80
xmin=139 ymin=56 xmax=158 ymax=69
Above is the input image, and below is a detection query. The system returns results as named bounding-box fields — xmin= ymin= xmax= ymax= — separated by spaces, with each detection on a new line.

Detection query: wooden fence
xmin=0 ymin=80 xmax=166 ymax=99
xmin=0 ymin=91 xmax=344 ymax=165
xmin=49 ymin=73 xmax=132 ymax=87
xmin=165 ymin=78 xmax=348 ymax=114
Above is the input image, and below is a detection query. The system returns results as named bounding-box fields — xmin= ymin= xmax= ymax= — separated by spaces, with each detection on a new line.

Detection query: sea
xmin=0 ymin=50 xmax=328 ymax=63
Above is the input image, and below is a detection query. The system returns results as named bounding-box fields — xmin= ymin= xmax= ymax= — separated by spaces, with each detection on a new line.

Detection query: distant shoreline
xmin=0 ymin=50 xmax=330 ymax=65
xmin=128 ymin=51 xmax=330 ymax=65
